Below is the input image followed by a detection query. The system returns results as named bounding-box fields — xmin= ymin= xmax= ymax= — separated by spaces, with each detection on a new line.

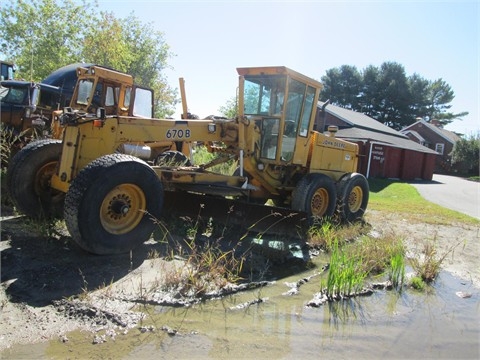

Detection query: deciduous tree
xmin=1 ymin=1 xmax=178 ymax=117
xmin=0 ymin=0 xmax=96 ymax=80
xmin=451 ymin=132 xmax=480 ymax=175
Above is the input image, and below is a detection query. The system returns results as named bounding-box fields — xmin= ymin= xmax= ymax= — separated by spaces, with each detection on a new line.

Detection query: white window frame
xmin=435 ymin=143 xmax=445 ymax=155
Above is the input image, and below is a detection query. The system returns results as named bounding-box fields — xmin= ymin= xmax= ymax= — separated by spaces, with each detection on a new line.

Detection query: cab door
xmin=281 ymin=78 xmax=317 ymax=165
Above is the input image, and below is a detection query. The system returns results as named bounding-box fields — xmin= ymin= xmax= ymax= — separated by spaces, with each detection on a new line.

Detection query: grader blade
xmin=163 ymin=191 xmax=309 ymax=238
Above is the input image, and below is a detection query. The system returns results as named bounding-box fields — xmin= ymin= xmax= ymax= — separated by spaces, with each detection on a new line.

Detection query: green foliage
xmin=218 ymin=96 xmax=238 ymax=118
xmin=321 ymin=65 xmax=362 ymax=109
xmin=192 ymin=145 xmax=237 ymax=175
xmin=307 ymin=221 xmax=365 ymax=251
xmin=409 ymin=276 xmax=426 ymax=291
xmin=320 ymin=61 xmax=468 ymax=129
xmin=323 ymin=240 xmax=367 ymax=298
xmin=389 ymin=252 xmax=405 ymax=290
xmin=82 ymin=12 xmax=132 ymax=72
xmin=161 ymin=206 xmax=245 ymax=297
xmin=0 ymin=0 xmax=178 ymax=118
xmin=350 ymin=233 xmax=405 ymax=277
xmin=451 ymin=132 xmax=480 ymax=175
xmin=0 ymin=0 xmax=96 ymax=80
xmin=409 ymin=236 xmax=461 ymax=283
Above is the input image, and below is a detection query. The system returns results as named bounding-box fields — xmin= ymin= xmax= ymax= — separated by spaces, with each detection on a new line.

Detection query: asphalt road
xmin=410 ymin=174 xmax=480 ymax=220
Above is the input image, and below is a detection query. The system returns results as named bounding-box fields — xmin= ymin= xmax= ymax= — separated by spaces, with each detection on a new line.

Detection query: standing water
xmin=6 ymin=254 xmax=477 ymax=360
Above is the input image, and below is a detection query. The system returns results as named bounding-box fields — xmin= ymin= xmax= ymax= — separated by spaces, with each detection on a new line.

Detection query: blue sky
xmin=97 ymin=0 xmax=478 ymax=134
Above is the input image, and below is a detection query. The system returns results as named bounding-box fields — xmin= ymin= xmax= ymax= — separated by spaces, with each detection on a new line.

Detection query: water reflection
xmin=4 ymin=257 xmax=478 ymax=359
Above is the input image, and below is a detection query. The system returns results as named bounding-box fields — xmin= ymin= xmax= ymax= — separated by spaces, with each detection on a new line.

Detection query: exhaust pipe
xmin=119 ymin=144 xmax=152 ymax=160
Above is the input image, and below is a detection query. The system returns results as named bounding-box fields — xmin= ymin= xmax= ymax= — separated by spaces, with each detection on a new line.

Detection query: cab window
xmin=76 ymin=79 xmax=94 ymax=105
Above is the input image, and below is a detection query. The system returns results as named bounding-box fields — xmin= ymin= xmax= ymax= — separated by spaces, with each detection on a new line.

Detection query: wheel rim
xmin=310 ymin=188 xmax=329 ymax=217
xmin=100 ymin=184 xmax=146 ymax=235
xmin=34 ymin=161 xmax=58 ymax=195
xmin=348 ymin=185 xmax=363 ymax=212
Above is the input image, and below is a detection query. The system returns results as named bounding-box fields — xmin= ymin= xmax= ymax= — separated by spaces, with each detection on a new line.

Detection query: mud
xmin=0 ymin=208 xmax=479 ymax=354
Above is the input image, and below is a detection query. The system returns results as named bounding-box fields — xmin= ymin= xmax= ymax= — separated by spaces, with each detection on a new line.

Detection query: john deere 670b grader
xmin=8 ymin=65 xmax=369 ymax=255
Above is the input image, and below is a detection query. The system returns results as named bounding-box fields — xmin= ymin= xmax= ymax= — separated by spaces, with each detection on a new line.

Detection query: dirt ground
xmin=0 ymin=209 xmax=479 ymax=352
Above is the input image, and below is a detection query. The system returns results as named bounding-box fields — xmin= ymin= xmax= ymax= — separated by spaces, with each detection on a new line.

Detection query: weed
xmin=409 ymin=276 xmax=426 ymax=291
xmin=389 ymin=252 xmax=405 ymax=290
xmin=24 ymin=217 xmax=65 ymax=240
xmin=78 ymin=269 xmax=90 ymax=301
xmin=162 ymin=238 xmax=245 ymax=297
xmin=147 ymin=249 xmax=161 ymax=260
xmin=409 ymin=234 xmax=461 ymax=283
xmin=192 ymin=145 xmax=237 ymax=175
xmin=323 ymin=240 xmax=367 ymax=298
xmin=240 ymin=211 xmax=297 ymax=242
xmin=349 ymin=232 xmax=405 ymax=276
xmin=156 ymin=204 xmax=247 ymax=298
xmin=307 ymin=220 xmax=366 ymax=251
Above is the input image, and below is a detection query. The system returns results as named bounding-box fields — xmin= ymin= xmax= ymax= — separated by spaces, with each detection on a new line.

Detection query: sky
xmin=95 ymin=0 xmax=479 ymax=135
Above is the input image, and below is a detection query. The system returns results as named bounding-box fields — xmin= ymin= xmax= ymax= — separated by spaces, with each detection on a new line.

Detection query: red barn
xmin=316 ymin=102 xmax=437 ymax=181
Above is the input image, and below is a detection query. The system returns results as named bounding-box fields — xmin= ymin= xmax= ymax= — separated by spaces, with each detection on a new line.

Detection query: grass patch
xmin=409 ymin=236 xmax=462 ymax=283
xmin=349 ymin=233 xmax=405 ymax=277
xmin=307 ymin=221 xmax=366 ymax=251
xmin=368 ymin=178 xmax=478 ymax=225
xmin=318 ymin=226 xmax=406 ymax=296
xmin=323 ymin=240 xmax=367 ymax=298
xmin=156 ymin=205 xmax=246 ymax=298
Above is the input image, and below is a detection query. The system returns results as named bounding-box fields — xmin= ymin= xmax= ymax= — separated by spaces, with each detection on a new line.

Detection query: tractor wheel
xmin=7 ymin=139 xmax=64 ymax=219
xmin=291 ymin=173 xmax=337 ymax=223
xmin=64 ymin=154 xmax=164 ymax=255
xmin=154 ymin=150 xmax=191 ymax=166
xmin=337 ymin=173 xmax=369 ymax=222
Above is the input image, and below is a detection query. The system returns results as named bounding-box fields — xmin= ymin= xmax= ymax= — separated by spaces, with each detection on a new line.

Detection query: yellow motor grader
xmin=8 ymin=65 xmax=369 ymax=254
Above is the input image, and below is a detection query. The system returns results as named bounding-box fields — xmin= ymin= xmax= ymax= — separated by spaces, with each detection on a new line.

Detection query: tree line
xmin=0 ymin=0 xmax=178 ymax=118
xmin=0 ymin=1 xmax=470 ymax=132
xmin=320 ymin=62 xmax=468 ymax=130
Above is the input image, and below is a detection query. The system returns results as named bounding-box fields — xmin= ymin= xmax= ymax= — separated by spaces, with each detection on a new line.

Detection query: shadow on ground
xmin=0 ymin=216 xmax=167 ymax=307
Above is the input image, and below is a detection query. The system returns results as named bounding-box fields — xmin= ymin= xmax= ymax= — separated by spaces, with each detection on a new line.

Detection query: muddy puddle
xmin=3 ymin=254 xmax=478 ymax=360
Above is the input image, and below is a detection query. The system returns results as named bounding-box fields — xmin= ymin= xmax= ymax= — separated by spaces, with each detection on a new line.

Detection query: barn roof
xmin=318 ymin=101 xmax=438 ymax=155
xmin=402 ymin=119 xmax=461 ymax=145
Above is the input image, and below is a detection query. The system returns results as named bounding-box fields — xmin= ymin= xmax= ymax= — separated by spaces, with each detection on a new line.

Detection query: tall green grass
xmin=323 ymin=240 xmax=367 ymax=298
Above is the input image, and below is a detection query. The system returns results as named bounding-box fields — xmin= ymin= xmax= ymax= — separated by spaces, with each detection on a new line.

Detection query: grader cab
xmin=8 ymin=65 xmax=369 ymax=255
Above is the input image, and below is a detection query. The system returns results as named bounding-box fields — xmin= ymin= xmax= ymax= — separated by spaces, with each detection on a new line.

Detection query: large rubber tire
xmin=337 ymin=173 xmax=369 ymax=222
xmin=154 ymin=150 xmax=191 ymax=166
xmin=291 ymin=173 xmax=337 ymax=223
xmin=7 ymin=139 xmax=64 ymax=219
xmin=64 ymin=154 xmax=164 ymax=255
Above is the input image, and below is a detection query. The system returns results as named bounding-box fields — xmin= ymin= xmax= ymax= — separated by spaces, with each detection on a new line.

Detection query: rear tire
xmin=291 ymin=173 xmax=337 ymax=223
xmin=337 ymin=173 xmax=369 ymax=222
xmin=7 ymin=139 xmax=64 ymax=219
xmin=64 ymin=154 xmax=164 ymax=255
xmin=154 ymin=150 xmax=191 ymax=166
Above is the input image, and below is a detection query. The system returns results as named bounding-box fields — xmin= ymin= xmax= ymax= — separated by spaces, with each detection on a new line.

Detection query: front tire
xmin=7 ymin=139 xmax=64 ymax=219
xmin=337 ymin=173 xmax=369 ymax=222
xmin=291 ymin=173 xmax=337 ymax=223
xmin=64 ymin=154 xmax=164 ymax=255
